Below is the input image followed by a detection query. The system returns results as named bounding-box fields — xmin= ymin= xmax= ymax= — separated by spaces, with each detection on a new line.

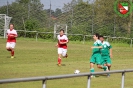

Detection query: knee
xmin=90 ymin=63 xmax=94 ymax=68
xmin=58 ymin=54 xmax=61 ymax=58
xmin=6 ymin=47 xmax=10 ymax=51
xmin=97 ymin=65 xmax=101 ymax=68
xmin=107 ymin=64 xmax=111 ymax=67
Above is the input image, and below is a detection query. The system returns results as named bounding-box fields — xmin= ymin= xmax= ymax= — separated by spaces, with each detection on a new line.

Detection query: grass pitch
xmin=0 ymin=38 xmax=133 ymax=88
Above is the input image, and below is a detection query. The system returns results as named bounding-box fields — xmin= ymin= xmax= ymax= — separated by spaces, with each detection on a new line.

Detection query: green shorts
xmin=101 ymin=55 xmax=111 ymax=65
xmin=90 ymin=53 xmax=101 ymax=65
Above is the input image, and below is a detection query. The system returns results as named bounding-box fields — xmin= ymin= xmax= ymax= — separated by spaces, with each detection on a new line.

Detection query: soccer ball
xmin=74 ymin=70 xmax=80 ymax=74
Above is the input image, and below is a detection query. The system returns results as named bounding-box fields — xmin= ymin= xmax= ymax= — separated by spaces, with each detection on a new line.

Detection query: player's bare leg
xmin=6 ymin=47 xmax=11 ymax=51
xmin=97 ymin=64 xmax=108 ymax=71
xmin=6 ymin=47 xmax=14 ymax=58
xmin=11 ymin=48 xmax=14 ymax=58
xmin=103 ymin=64 xmax=110 ymax=77
xmin=90 ymin=63 xmax=95 ymax=78
xmin=62 ymin=54 xmax=68 ymax=58
xmin=8 ymin=47 xmax=14 ymax=58
xmin=106 ymin=64 xmax=111 ymax=77
xmin=65 ymin=54 xmax=68 ymax=58
xmin=58 ymin=54 xmax=62 ymax=66
xmin=107 ymin=64 xmax=111 ymax=71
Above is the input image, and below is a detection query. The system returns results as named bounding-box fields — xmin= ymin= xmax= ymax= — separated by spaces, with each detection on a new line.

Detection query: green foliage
xmin=68 ymin=35 xmax=83 ymax=41
xmin=38 ymin=33 xmax=53 ymax=39
xmin=0 ymin=0 xmax=47 ymax=31
xmin=108 ymin=37 xmax=131 ymax=44
xmin=25 ymin=19 xmax=39 ymax=31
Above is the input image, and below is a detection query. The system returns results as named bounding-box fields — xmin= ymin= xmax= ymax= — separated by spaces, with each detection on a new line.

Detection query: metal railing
xmin=0 ymin=69 xmax=133 ymax=88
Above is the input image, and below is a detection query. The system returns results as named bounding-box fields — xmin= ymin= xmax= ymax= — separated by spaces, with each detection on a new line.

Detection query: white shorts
xmin=6 ymin=42 xmax=16 ymax=48
xmin=58 ymin=48 xmax=67 ymax=57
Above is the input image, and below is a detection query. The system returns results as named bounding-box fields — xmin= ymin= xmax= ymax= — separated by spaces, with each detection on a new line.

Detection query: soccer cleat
xmin=91 ymin=75 xmax=95 ymax=78
xmin=58 ymin=64 xmax=61 ymax=66
xmin=11 ymin=56 xmax=14 ymax=59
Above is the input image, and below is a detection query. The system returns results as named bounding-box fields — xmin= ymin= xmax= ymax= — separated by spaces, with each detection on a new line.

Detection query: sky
xmin=0 ymin=0 xmax=73 ymax=10
xmin=41 ymin=0 xmax=72 ymax=10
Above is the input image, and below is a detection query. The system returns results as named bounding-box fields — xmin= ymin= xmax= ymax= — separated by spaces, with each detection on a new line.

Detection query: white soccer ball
xmin=74 ymin=70 xmax=80 ymax=74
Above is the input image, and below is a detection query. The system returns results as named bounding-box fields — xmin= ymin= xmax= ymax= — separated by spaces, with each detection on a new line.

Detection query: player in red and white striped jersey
xmin=6 ymin=24 xmax=18 ymax=58
xmin=56 ymin=29 xmax=69 ymax=66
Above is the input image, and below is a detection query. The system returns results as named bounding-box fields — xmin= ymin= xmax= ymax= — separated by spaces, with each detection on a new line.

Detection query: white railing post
xmin=83 ymin=35 xmax=85 ymax=44
xmin=42 ymin=80 xmax=46 ymax=88
xmin=87 ymin=75 xmax=91 ymax=88
xmin=36 ymin=32 xmax=38 ymax=42
xmin=121 ymin=72 xmax=125 ymax=88
xmin=130 ymin=38 xmax=132 ymax=48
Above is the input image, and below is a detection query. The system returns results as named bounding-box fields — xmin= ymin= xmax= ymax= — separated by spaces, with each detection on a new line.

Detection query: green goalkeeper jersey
xmin=101 ymin=41 xmax=112 ymax=55
xmin=92 ymin=40 xmax=102 ymax=54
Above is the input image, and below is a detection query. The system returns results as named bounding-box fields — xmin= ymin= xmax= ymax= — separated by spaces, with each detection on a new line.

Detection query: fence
xmin=15 ymin=30 xmax=133 ymax=47
xmin=0 ymin=69 xmax=133 ymax=88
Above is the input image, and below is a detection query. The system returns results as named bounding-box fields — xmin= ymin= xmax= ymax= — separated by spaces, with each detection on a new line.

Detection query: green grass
xmin=0 ymin=38 xmax=133 ymax=88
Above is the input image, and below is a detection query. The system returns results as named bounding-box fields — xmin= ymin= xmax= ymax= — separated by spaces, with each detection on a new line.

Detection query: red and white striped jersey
xmin=57 ymin=35 xmax=68 ymax=49
xmin=7 ymin=29 xmax=17 ymax=42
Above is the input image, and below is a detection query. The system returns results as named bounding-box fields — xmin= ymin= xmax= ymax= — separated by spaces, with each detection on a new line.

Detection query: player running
xmin=56 ymin=29 xmax=68 ymax=66
xmin=90 ymin=33 xmax=108 ymax=78
xmin=99 ymin=35 xmax=112 ymax=77
xmin=6 ymin=24 xmax=18 ymax=58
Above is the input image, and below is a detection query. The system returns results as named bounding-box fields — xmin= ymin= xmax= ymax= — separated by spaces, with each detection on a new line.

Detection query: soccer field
xmin=0 ymin=38 xmax=133 ymax=88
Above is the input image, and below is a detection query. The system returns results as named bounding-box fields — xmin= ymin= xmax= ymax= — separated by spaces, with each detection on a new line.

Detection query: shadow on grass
xmin=95 ymin=74 xmax=109 ymax=78
xmin=56 ymin=64 xmax=66 ymax=66
xmin=7 ymin=56 xmax=16 ymax=58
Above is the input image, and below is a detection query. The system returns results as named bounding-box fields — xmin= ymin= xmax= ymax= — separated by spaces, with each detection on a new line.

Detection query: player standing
xmin=99 ymin=35 xmax=112 ymax=76
xmin=6 ymin=24 xmax=18 ymax=58
xmin=56 ymin=29 xmax=68 ymax=66
xmin=90 ymin=33 xmax=108 ymax=77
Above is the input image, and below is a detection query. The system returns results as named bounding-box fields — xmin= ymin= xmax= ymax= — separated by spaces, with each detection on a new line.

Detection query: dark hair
xmin=9 ymin=23 xmax=14 ymax=27
xmin=60 ymin=29 xmax=64 ymax=33
xmin=94 ymin=33 xmax=99 ymax=38
xmin=99 ymin=35 xmax=105 ymax=39
xmin=99 ymin=35 xmax=103 ymax=38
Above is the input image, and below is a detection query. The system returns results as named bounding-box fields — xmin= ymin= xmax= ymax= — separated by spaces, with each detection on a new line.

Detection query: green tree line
xmin=0 ymin=0 xmax=133 ymax=39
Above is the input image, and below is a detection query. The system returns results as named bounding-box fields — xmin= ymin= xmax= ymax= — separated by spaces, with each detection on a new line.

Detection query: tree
xmin=62 ymin=1 xmax=92 ymax=34
xmin=54 ymin=8 xmax=62 ymax=17
xmin=93 ymin=0 xmax=133 ymax=37
xmin=0 ymin=0 xmax=48 ymax=30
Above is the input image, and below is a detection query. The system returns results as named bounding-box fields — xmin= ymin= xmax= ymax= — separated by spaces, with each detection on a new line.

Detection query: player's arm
xmin=91 ymin=41 xmax=102 ymax=49
xmin=110 ymin=48 xmax=112 ymax=58
xmin=13 ymin=34 xmax=17 ymax=38
xmin=109 ymin=45 xmax=113 ymax=58
xmin=107 ymin=42 xmax=112 ymax=58
xmin=59 ymin=39 xmax=69 ymax=44
xmin=6 ymin=33 xmax=9 ymax=37
xmin=13 ymin=31 xmax=18 ymax=38
xmin=91 ymin=46 xmax=102 ymax=49
xmin=55 ymin=40 xmax=59 ymax=47
xmin=59 ymin=36 xmax=69 ymax=44
xmin=8 ymin=34 xmax=17 ymax=38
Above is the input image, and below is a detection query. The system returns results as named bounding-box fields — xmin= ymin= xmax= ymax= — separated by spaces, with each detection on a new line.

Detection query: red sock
xmin=58 ymin=58 xmax=61 ymax=64
xmin=11 ymin=50 xmax=14 ymax=56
